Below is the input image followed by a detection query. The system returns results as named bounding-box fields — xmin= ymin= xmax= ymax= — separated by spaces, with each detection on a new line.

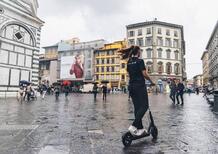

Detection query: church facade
xmin=0 ymin=0 xmax=43 ymax=97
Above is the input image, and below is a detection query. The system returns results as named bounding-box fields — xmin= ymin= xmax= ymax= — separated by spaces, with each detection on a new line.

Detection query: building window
xmin=157 ymin=61 xmax=163 ymax=74
xmin=166 ymin=50 xmax=171 ymax=59
xmin=145 ymin=37 xmax=152 ymax=46
xmin=88 ymin=50 xmax=92 ymax=58
xmin=107 ymin=66 xmax=110 ymax=72
xmin=137 ymin=38 xmax=144 ymax=46
xmin=146 ymin=49 xmax=152 ymax=58
xmin=173 ymin=39 xmax=179 ymax=48
xmin=101 ymin=59 xmax=104 ymax=64
xmin=166 ymin=29 xmax=170 ymax=36
xmin=87 ymin=60 xmax=91 ymax=68
xmin=129 ymin=31 xmax=135 ymax=37
xmin=158 ymin=28 xmax=162 ymax=34
xmin=174 ymin=51 xmax=179 ymax=60
xmin=96 ymin=59 xmax=99 ymax=64
xmin=107 ymin=50 xmax=110 ymax=55
xmin=112 ymin=58 xmax=115 ymax=63
xmin=174 ymin=63 xmax=180 ymax=75
xmin=128 ymin=39 xmax=135 ymax=46
xmin=166 ymin=62 xmax=172 ymax=74
xmin=96 ymin=75 xmax=99 ymax=80
xmin=107 ymin=58 xmax=110 ymax=64
xmin=96 ymin=67 xmax=99 ymax=72
xmin=157 ymin=37 xmax=163 ymax=46
xmin=146 ymin=61 xmax=153 ymax=73
xmin=121 ymin=63 xmax=125 ymax=68
xmin=138 ymin=29 xmax=142 ymax=36
xmin=165 ymin=38 xmax=171 ymax=47
xmin=111 ymin=66 xmax=114 ymax=72
xmin=101 ymin=67 xmax=104 ymax=72
xmin=174 ymin=31 xmax=178 ymax=37
xmin=122 ymin=75 xmax=125 ymax=80
xmin=146 ymin=28 xmax=151 ymax=34
xmin=157 ymin=48 xmax=162 ymax=58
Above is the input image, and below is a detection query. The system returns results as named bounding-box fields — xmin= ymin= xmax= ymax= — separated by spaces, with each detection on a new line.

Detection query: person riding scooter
xmin=119 ymin=45 xmax=155 ymax=136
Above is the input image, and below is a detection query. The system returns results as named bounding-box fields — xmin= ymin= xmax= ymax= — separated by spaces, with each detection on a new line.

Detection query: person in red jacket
xmin=69 ymin=55 xmax=84 ymax=78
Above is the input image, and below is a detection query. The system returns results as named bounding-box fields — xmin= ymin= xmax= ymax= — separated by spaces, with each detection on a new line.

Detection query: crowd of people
xmin=169 ymin=79 xmax=185 ymax=105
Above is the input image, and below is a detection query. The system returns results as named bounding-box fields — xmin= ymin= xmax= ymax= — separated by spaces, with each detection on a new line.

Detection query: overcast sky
xmin=37 ymin=0 xmax=218 ymax=79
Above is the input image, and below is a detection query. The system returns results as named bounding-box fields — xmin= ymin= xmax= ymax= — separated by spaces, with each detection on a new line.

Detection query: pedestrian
xmin=102 ymin=84 xmax=107 ymax=100
xmin=128 ymin=85 xmax=131 ymax=101
xmin=169 ymin=80 xmax=176 ymax=104
xmin=155 ymin=85 xmax=158 ymax=95
xmin=93 ymin=84 xmax=98 ymax=100
xmin=188 ymin=88 xmax=192 ymax=96
xmin=17 ymin=86 xmax=24 ymax=102
xmin=26 ymin=84 xmax=32 ymax=102
xmin=64 ymin=85 xmax=70 ymax=98
xmin=196 ymin=87 xmax=199 ymax=95
xmin=41 ymin=83 xmax=47 ymax=99
xmin=176 ymin=79 xmax=185 ymax=105
xmin=118 ymin=45 xmax=155 ymax=136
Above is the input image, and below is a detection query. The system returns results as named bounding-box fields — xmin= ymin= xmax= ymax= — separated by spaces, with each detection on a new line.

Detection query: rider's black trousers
xmin=129 ymin=84 xmax=149 ymax=129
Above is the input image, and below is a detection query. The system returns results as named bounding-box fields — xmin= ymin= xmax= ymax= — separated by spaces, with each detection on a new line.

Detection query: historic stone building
xmin=0 ymin=0 xmax=43 ymax=97
xmin=94 ymin=40 xmax=127 ymax=89
xmin=206 ymin=21 xmax=218 ymax=88
xmin=201 ymin=51 xmax=209 ymax=85
xmin=193 ymin=74 xmax=203 ymax=88
xmin=39 ymin=43 xmax=58 ymax=84
xmin=126 ymin=20 xmax=186 ymax=92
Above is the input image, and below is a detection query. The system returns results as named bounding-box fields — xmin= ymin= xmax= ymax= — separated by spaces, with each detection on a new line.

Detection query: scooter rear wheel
xmin=150 ymin=125 xmax=158 ymax=139
xmin=122 ymin=132 xmax=132 ymax=147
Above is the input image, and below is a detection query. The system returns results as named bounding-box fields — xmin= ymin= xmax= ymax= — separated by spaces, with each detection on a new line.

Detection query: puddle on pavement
xmin=38 ymin=145 xmax=69 ymax=154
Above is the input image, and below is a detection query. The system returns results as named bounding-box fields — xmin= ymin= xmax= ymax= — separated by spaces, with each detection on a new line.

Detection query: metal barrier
xmin=213 ymin=89 xmax=218 ymax=114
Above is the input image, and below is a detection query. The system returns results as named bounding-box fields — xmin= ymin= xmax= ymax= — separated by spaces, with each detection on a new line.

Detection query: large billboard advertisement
xmin=60 ymin=54 xmax=84 ymax=80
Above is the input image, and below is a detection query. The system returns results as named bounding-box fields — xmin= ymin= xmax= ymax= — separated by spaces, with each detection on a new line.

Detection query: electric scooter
xmin=122 ymin=108 xmax=158 ymax=147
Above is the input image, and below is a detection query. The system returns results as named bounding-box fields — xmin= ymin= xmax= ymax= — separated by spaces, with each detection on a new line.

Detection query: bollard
xmin=213 ymin=89 xmax=218 ymax=114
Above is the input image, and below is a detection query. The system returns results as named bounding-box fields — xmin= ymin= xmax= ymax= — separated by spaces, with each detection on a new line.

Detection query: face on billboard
xmin=61 ymin=54 xmax=84 ymax=79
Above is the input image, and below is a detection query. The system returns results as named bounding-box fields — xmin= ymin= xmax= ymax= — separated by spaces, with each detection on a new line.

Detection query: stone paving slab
xmin=0 ymin=93 xmax=218 ymax=153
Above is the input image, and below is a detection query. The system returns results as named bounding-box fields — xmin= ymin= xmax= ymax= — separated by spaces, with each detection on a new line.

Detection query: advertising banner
xmin=60 ymin=54 xmax=84 ymax=80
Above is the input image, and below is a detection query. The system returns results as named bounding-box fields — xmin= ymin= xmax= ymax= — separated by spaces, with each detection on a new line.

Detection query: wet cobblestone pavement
xmin=0 ymin=93 xmax=218 ymax=154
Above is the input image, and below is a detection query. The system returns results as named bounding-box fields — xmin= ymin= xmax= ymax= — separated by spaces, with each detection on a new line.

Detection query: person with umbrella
xmin=102 ymin=84 xmax=107 ymax=101
xmin=63 ymin=80 xmax=71 ymax=98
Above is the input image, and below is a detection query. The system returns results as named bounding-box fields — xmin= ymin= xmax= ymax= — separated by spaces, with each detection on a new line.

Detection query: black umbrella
xmin=92 ymin=81 xmax=98 ymax=85
xmin=101 ymin=80 xmax=109 ymax=84
xmin=19 ymin=80 xmax=31 ymax=86
xmin=53 ymin=82 xmax=61 ymax=86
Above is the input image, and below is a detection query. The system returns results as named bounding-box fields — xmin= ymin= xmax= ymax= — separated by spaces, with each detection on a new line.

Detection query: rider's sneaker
xmin=128 ymin=125 xmax=137 ymax=135
xmin=136 ymin=129 xmax=147 ymax=136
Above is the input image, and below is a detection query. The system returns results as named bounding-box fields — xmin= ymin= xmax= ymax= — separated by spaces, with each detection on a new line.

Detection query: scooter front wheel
xmin=122 ymin=132 xmax=132 ymax=147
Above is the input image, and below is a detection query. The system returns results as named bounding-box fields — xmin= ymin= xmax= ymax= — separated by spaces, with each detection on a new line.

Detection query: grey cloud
xmin=38 ymin=0 xmax=218 ymax=79
xmin=38 ymin=0 xmax=129 ymax=17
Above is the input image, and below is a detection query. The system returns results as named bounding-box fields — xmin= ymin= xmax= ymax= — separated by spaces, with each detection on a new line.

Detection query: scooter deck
xmin=126 ymin=132 xmax=150 ymax=140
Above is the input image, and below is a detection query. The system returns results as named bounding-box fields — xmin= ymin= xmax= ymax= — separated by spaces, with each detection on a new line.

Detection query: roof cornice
xmin=200 ymin=51 xmax=208 ymax=60
xmin=126 ymin=20 xmax=183 ymax=29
